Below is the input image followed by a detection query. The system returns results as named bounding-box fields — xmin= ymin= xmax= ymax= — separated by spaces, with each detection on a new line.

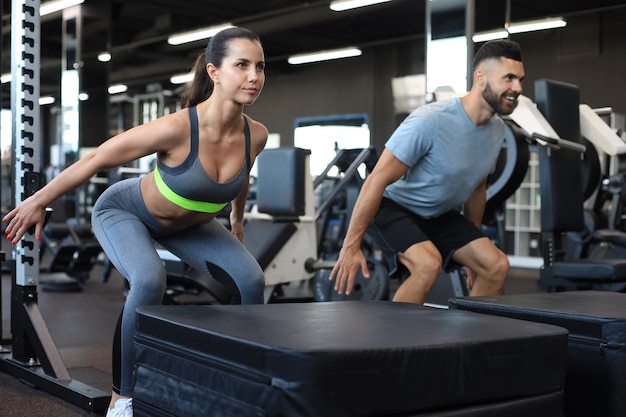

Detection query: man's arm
xmin=462 ymin=178 xmax=488 ymax=229
xmin=330 ymin=148 xmax=409 ymax=295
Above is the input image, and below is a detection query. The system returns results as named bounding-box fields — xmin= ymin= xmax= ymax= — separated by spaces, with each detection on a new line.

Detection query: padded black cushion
xmin=551 ymin=258 xmax=626 ymax=281
xmin=535 ymin=79 xmax=581 ymax=143
xmin=243 ymin=218 xmax=297 ymax=269
xmin=134 ymin=302 xmax=567 ymax=417
xmin=538 ymin=146 xmax=585 ymax=233
xmin=593 ymin=229 xmax=626 ymax=247
xmin=450 ymin=291 xmax=626 ymax=417
xmin=256 ymin=147 xmax=311 ymax=216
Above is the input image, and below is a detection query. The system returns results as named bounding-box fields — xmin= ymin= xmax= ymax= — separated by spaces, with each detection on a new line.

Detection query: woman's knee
xmin=127 ymin=264 xmax=168 ymax=298
xmin=239 ymin=269 xmax=265 ymax=304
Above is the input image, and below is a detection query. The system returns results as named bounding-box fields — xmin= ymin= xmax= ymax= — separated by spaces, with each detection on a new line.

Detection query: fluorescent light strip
xmin=472 ymin=17 xmax=566 ymax=43
xmin=40 ymin=0 xmax=84 ymax=16
xmin=170 ymin=72 xmax=194 ymax=85
xmin=39 ymin=96 xmax=55 ymax=105
xmin=288 ymin=47 xmax=362 ymax=65
xmin=168 ymin=24 xmax=234 ymax=46
xmin=330 ymin=0 xmax=391 ymax=12
xmin=508 ymin=17 xmax=567 ymax=34
xmin=472 ymin=30 xmax=508 ymax=43
xmin=108 ymin=84 xmax=128 ymax=95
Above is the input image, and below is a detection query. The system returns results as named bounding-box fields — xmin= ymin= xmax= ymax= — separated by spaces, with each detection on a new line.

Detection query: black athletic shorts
xmin=369 ymin=197 xmax=485 ymax=275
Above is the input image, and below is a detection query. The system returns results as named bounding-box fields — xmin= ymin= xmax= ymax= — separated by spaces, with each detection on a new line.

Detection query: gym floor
xmin=0 ymin=247 xmax=545 ymax=416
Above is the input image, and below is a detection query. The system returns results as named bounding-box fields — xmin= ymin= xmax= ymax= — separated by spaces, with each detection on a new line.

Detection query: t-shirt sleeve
xmin=385 ymin=111 xmax=433 ymax=167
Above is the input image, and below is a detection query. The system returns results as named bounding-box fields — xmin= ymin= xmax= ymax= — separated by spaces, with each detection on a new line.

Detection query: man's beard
xmin=483 ymin=81 xmax=517 ymax=115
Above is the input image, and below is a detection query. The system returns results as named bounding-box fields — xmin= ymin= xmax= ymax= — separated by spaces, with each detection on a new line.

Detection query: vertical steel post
xmin=0 ymin=1 xmax=110 ymax=411
xmin=11 ymin=0 xmax=40 ymax=288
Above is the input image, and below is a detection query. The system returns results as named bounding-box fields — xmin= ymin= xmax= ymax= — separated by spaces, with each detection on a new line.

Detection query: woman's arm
xmin=229 ymin=117 xmax=268 ymax=243
xmin=3 ymin=111 xmax=187 ymax=243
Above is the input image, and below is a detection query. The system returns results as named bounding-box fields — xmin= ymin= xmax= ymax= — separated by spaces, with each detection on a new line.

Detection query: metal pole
xmin=0 ymin=1 xmax=110 ymax=412
xmin=11 ymin=0 xmax=40 ymax=288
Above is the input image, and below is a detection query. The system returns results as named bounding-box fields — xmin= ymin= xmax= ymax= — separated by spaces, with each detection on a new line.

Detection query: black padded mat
xmin=134 ymin=301 xmax=567 ymax=417
xmin=450 ymin=291 xmax=626 ymax=417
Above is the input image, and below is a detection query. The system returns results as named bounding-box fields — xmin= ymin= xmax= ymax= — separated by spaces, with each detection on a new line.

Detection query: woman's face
xmin=210 ymin=38 xmax=266 ymax=105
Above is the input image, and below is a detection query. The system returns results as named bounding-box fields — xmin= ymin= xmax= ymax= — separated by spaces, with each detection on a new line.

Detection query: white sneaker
xmin=106 ymin=398 xmax=133 ymax=417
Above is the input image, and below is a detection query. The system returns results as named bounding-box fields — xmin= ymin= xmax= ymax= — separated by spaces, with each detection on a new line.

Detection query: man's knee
xmin=479 ymin=250 xmax=509 ymax=291
xmin=401 ymin=244 xmax=443 ymax=279
xmin=491 ymin=250 xmax=510 ymax=279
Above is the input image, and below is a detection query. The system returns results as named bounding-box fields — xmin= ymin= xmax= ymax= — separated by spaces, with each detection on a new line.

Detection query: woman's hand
xmin=2 ymin=196 xmax=47 ymax=244
xmin=230 ymin=219 xmax=244 ymax=244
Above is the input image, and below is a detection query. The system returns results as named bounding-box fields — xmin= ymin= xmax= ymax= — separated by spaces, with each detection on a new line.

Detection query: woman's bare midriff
xmin=139 ymin=172 xmax=220 ymax=230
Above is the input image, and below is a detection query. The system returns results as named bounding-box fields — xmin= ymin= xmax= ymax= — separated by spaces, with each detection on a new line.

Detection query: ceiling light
xmin=330 ymin=0 xmax=392 ymax=12
xmin=288 ymin=47 xmax=362 ymax=65
xmin=97 ymin=52 xmax=111 ymax=62
xmin=168 ymin=24 xmax=234 ymax=46
xmin=1 ymin=73 xmax=10 ymax=84
xmin=79 ymin=92 xmax=89 ymax=101
xmin=472 ymin=30 xmax=509 ymax=43
xmin=108 ymin=84 xmax=128 ymax=95
xmin=508 ymin=17 xmax=567 ymax=34
xmin=40 ymin=0 xmax=84 ymax=16
xmin=170 ymin=72 xmax=194 ymax=85
xmin=39 ymin=96 xmax=55 ymax=105
xmin=472 ymin=17 xmax=566 ymax=43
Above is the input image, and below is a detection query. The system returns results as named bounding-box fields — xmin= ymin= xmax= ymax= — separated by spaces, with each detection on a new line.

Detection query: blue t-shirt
xmin=383 ymin=97 xmax=505 ymax=218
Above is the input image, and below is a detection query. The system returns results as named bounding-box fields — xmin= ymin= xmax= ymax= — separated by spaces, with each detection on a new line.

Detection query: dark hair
xmin=472 ymin=39 xmax=522 ymax=72
xmin=182 ymin=27 xmax=262 ymax=107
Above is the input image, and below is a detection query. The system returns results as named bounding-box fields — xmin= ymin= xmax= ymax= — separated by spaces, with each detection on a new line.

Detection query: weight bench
xmin=39 ymin=220 xmax=103 ymax=291
xmin=243 ymin=147 xmax=317 ymax=302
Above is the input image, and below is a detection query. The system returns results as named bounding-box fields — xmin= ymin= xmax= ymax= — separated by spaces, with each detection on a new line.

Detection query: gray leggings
xmin=91 ymin=178 xmax=265 ymax=396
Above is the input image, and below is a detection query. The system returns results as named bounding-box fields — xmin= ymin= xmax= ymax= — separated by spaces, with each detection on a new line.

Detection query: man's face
xmin=481 ymin=57 xmax=525 ymax=115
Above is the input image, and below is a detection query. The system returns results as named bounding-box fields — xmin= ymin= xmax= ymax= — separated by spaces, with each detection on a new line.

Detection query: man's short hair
xmin=472 ymin=39 xmax=522 ymax=71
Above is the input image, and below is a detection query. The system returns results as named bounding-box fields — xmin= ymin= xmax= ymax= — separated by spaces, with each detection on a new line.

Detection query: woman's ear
xmin=207 ymin=63 xmax=219 ymax=84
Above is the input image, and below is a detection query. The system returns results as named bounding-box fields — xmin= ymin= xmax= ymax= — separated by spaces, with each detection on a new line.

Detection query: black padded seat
xmin=593 ymin=229 xmax=626 ymax=247
xmin=243 ymin=147 xmax=310 ymax=270
xmin=243 ymin=220 xmax=297 ymax=269
xmin=551 ymin=258 xmax=626 ymax=281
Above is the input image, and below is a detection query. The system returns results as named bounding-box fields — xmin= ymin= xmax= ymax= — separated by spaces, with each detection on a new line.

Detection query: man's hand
xmin=329 ymin=245 xmax=370 ymax=295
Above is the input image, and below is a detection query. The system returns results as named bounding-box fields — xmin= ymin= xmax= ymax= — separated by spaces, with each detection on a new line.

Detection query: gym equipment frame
xmin=509 ymin=95 xmax=626 ymax=291
xmin=0 ymin=0 xmax=109 ymax=413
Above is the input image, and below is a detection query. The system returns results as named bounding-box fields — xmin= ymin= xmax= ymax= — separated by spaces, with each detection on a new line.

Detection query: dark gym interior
xmin=2 ymin=1 xmax=626 ymax=416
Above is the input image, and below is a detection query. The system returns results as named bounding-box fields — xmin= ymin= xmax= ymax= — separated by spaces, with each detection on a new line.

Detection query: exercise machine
xmin=0 ymin=1 xmax=109 ymax=412
xmin=38 ymin=218 xmax=103 ymax=292
xmin=244 ymin=146 xmax=389 ymax=303
xmin=534 ymin=79 xmax=626 ymax=293
xmin=508 ymin=93 xmax=626 ymax=292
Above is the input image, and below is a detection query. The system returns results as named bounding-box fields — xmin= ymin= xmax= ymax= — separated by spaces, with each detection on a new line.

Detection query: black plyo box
xmin=450 ymin=291 xmax=626 ymax=417
xmin=133 ymin=302 xmax=567 ymax=417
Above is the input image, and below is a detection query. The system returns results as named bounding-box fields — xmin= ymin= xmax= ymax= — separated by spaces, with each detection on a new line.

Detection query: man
xmin=330 ymin=39 xmax=524 ymax=304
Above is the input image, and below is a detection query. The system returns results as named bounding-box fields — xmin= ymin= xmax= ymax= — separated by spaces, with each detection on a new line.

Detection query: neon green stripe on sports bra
xmin=154 ymin=165 xmax=228 ymax=213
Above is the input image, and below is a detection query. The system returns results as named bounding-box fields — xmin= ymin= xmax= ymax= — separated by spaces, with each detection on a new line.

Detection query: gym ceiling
xmin=1 ymin=0 xmax=625 ymax=107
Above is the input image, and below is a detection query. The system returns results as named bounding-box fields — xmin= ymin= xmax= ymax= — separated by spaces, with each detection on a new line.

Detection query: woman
xmin=3 ymin=27 xmax=268 ymax=417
